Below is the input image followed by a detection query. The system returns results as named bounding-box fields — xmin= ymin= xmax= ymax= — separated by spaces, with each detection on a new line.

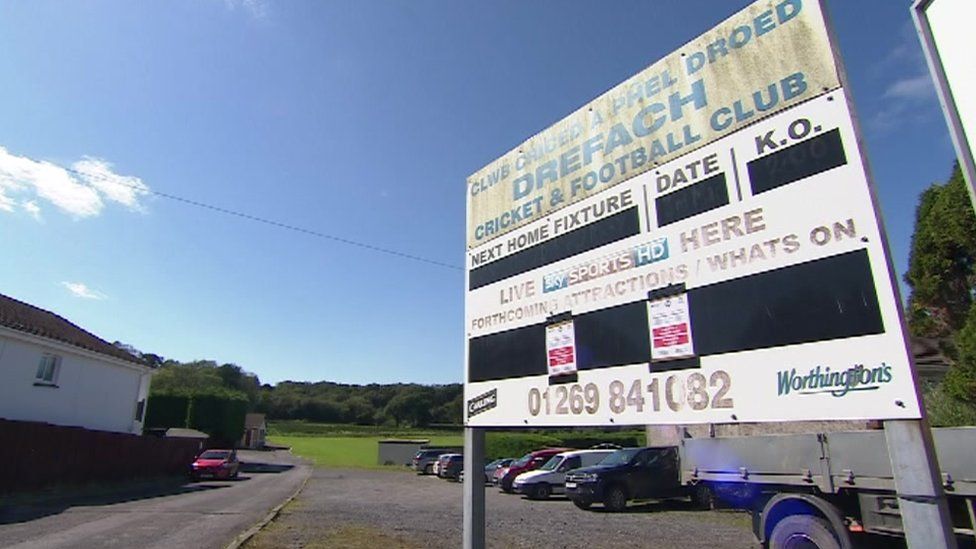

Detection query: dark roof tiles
xmin=0 ymin=293 xmax=145 ymax=365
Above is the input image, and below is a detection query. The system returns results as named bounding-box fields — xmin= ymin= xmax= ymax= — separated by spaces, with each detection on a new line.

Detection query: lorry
xmin=568 ymin=428 xmax=976 ymax=548
xmin=685 ymin=427 xmax=976 ymax=548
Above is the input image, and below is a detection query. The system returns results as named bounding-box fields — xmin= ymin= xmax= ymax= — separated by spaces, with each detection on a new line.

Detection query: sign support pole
xmin=884 ymin=420 xmax=957 ymax=548
xmin=912 ymin=0 xmax=976 ymax=213
xmin=818 ymin=1 xmax=956 ymax=544
xmin=462 ymin=427 xmax=485 ymax=549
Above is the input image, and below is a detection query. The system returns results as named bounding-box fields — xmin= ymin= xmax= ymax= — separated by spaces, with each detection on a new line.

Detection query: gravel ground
xmin=246 ymin=468 xmax=758 ymax=549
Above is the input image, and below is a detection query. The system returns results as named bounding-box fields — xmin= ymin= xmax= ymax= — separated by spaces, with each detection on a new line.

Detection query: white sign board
xmin=913 ymin=0 xmax=976 ymax=204
xmin=464 ymin=0 xmax=921 ymax=427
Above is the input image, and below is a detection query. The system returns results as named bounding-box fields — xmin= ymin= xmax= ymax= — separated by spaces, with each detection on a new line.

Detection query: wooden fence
xmin=0 ymin=418 xmax=204 ymax=492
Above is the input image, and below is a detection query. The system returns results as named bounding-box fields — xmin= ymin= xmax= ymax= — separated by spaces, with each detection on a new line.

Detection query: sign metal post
xmin=462 ymin=427 xmax=486 ymax=549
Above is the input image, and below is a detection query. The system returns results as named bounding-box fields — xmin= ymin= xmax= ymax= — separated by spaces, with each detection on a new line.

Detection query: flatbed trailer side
xmin=679 ymin=427 xmax=976 ymax=546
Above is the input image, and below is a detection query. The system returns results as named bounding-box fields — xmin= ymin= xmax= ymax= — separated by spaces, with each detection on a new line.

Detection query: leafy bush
xmin=924 ymin=381 xmax=976 ymax=427
xmin=946 ymin=303 xmax=976 ymax=404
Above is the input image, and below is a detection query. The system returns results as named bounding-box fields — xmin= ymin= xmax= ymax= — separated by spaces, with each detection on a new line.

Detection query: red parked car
xmin=190 ymin=449 xmax=240 ymax=480
xmin=498 ymin=448 xmax=569 ymax=493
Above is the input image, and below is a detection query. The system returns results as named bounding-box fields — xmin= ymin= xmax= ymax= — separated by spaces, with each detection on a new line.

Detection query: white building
xmin=0 ymin=293 xmax=154 ymax=434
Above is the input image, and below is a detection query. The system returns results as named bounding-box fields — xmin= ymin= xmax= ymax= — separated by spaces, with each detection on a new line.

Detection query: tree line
xmin=905 ymin=163 xmax=976 ymax=425
xmin=132 ymin=356 xmax=463 ymax=427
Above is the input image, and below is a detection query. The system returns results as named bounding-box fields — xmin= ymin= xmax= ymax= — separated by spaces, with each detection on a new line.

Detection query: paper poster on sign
xmin=648 ymin=294 xmax=695 ymax=361
xmin=546 ymin=320 xmax=578 ymax=376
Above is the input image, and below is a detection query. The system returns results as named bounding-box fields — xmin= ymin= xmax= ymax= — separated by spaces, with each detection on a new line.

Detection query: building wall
xmin=0 ymin=331 xmax=150 ymax=434
xmin=377 ymin=441 xmax=428 ymax=466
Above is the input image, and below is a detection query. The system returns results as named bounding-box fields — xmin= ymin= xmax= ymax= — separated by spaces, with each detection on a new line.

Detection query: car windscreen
xmin=199 ymin=450 xmax=230 ymax=460
xmin=538 ymin=455 xmax=562 ymax=471
xmin=599 ymin=448 xmax=642 ymax=466
xmin=512 ymin=454 xmax=533 ymax=467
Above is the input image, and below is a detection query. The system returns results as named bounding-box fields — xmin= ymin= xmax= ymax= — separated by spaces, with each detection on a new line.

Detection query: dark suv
xmin=564 ymin=446 xmax=684 ymax=511
xmin=438 ymin=454 xmax=464 ymax=481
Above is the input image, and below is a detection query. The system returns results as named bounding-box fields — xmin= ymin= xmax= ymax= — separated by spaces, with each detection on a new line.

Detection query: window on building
xmin=35 ymin=354 xmax=61 ymax=385
xmin=135 ymin=399 xmax=146 ymax=421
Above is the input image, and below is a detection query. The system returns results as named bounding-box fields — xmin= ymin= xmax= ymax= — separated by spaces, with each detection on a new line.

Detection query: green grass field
xmin=268 ymin=423 xmax=463 ymax=469
xmin=270 ymin=435 xmax=463 ymax=469
xmin=268 ymin=421 xmax=645 ymax=469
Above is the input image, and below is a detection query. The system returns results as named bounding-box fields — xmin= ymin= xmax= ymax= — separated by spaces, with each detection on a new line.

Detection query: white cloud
xmin=61 ymin=281 xmax=107 ymax=300
xmin=866 ymin=21 xmax=939 ymax=135
xmin=22 ymin=200 xmax=41 ymax=221
xmin=884 ymin=74 xmax=935 ymax=102
xmin=0 ymin=146 xmax=150 ymax=220
xmin=72 ymin=157 xmax=150 ymax=212
xmin=223 ymin=0 xmax=268 ymax=19
xmin=0 ymin=190 xmax=14 ymax=212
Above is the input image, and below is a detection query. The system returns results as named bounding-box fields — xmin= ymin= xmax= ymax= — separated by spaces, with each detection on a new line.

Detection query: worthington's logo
xmin=777 ymin=363 xmax=893 ymax=397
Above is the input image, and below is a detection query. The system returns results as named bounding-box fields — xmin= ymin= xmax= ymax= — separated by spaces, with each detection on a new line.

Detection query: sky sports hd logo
xmin=777 ymin=363 xmax=893 ymax=398
xmin=543 ymin=238 xmax=669 ymax=293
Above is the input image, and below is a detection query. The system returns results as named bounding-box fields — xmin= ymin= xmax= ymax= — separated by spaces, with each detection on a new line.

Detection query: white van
xmin=512 ymin=449 xmax=614 ymax=500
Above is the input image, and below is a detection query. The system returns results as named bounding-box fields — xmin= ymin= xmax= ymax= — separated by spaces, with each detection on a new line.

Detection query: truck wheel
xmin=532 ymin=483 xmax=551 ymax=500
xmin=603 ymin=485 xmax=627 ymax=512
xmin=692 ymin=484 xmax=715 ymax=510
xmin=768 ymin=515 xmax=841 ymax=549
xmin=572 ymin=498 xmax=593 ymax=510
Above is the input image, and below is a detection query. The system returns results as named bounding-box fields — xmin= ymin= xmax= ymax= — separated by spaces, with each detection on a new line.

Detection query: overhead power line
xmin=61 ymin=165 xmax=462 ymax=271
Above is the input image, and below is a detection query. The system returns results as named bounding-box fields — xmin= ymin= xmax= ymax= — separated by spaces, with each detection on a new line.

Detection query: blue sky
xmin=0 ymin=0 xmax=956 ymax=385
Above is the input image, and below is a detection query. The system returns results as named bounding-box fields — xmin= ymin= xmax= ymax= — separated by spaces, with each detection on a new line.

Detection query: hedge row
xmin=144 ymin=394 xmax=189 ymax=430
xmin=484 ymin=430 xmax=645 ymax=460
xmin=145 ymin=393 xmax=247 ymax=445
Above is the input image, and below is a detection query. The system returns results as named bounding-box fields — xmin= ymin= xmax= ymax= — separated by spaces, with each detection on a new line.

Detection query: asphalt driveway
xmin=0 ymin=449 xmax=309 ymax=549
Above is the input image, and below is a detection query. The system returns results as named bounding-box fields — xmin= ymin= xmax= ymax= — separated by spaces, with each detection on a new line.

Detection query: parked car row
xmin=412 ymin=444 xmax=684 ymax=513
xmin=413 ymin=449 xmax=466 ymax=480
xmin=491 ymin=445 xmax=701 ymax=513
xmin=512 ymin=449 xmax=614 ymax=500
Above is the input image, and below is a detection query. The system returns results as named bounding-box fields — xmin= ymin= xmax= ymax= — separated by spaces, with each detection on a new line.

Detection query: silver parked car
xmin=412 ymin=449 xmax=448 ymax=475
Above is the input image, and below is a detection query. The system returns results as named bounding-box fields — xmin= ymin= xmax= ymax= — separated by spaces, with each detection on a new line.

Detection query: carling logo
xmin=543 ymin=238 xmax=669 ymax=293
xmin=776 ymin=363 xmax=893 ymax=398
xmin=467 ymin=388 xmax=497 ymax=418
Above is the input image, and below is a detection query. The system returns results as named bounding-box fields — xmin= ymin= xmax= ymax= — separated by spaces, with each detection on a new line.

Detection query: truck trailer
xmin=681 ymin=427 xmax=976 ymax=548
